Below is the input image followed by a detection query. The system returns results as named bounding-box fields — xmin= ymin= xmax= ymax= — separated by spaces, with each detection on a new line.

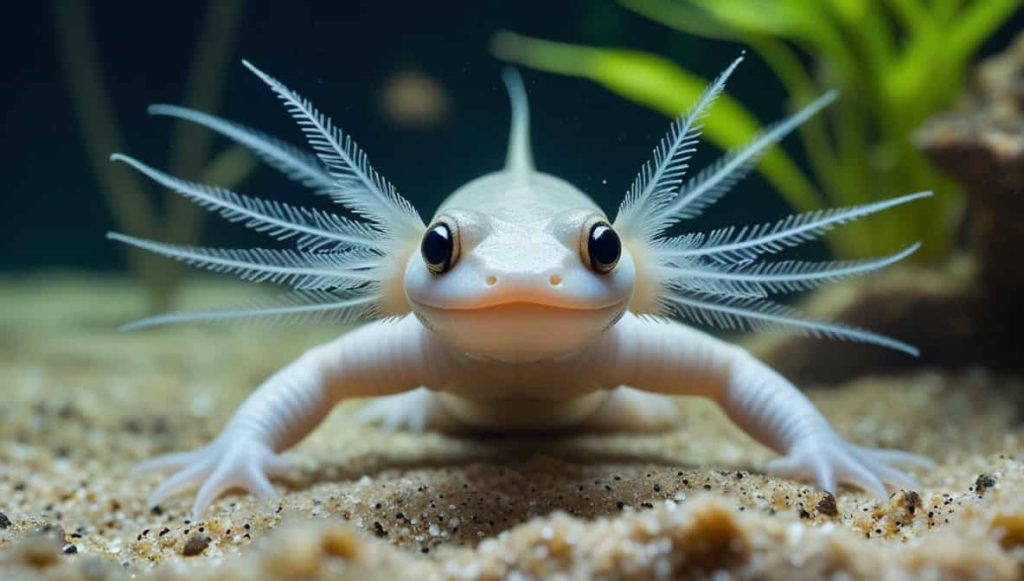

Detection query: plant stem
xmin=53 ymin=0 xmax=168 ymax=310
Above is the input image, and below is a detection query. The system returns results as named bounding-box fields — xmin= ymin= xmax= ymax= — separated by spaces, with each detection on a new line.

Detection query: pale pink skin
xmin=137 ymin=166 xmax=933 ymax=520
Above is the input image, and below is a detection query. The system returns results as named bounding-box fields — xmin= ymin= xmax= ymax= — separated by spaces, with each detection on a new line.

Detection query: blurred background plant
xmin=492 ymin=0 xmax=1022 ymax=263
xmin=54 ymin=0 xmax=256 ymax=311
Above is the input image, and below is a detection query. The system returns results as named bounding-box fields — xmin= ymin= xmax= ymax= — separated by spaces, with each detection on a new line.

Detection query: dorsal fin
xmin=501 ymin=67 xmax=534 ymax=180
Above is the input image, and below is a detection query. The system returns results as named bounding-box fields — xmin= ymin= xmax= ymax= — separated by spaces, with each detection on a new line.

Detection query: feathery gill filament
xmin=617 ymin=54 xmax=745 ymax=235
xmin=241 ymin=60 xmax=423 ymax=230
xmin=147 ymin=104 xmax=336 ymax=193
xmin=111 ymin=154 xmax=387 ymax=252
xmin=120 ymin=293 xmax=377 ymax=331
xmin=658 ymin=192 xmax=932 ymax=263
xmin=658 ymin=243 xmax=920 ymax=295
xmin=651 ymin=91 xmax=838 ymax=232
xmin=662 ymin=294 xmax=919 ymax=356
xmin=107 ymin=233 xmax=379 ymax=290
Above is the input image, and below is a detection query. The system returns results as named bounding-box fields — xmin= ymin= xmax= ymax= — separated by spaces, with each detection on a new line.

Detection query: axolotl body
xmin=110 ymin=56 xmax=934 ymax=519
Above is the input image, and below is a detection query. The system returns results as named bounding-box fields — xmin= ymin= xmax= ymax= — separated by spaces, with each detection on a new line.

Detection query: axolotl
xmin=110 ymin=56 xmax=934 ymax=520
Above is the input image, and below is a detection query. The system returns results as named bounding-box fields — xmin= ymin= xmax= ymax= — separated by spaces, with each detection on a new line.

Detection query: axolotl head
xmin=403 ymin=69 xmax=637 ymax=362
xmin=404 ymin=171 xmax=636 ymax=363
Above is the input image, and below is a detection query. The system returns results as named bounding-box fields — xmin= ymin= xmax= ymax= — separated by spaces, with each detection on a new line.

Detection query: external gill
xmin=108 ymin=61 xmax=425 ymax=328
xmin=615 ymin=55 xmax=931 ymax=354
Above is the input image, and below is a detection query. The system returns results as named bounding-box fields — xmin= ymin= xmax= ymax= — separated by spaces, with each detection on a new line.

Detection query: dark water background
xmin=2 ymin=1 xmax=1021 ymax=274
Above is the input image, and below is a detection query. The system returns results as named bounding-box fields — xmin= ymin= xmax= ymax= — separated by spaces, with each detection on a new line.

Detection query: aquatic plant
xmin=492 ymin=0 xmax=1021 ymax=262
xmin=54 ymin=0 xmax=255 ymax=311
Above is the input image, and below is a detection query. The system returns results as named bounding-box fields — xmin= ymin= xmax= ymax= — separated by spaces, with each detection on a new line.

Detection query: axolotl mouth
xmin=410 ymin=300 xmax=629 ymax=363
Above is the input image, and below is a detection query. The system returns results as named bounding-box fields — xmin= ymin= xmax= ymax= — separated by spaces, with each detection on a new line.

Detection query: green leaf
xmin=490 ymin=32 xmax=824 ymax=213
xmin=884 ymin=0 xmax=933 ymax=31
xmin=947 ymin=0 xmax=1022 ymax=66
xmin=616 ymin=0 xmax=739 ymax=40
xmin=694 ymin=0 xmax=800 ymax=37
xmin=827 ymin=0 xmax=867 ymax=24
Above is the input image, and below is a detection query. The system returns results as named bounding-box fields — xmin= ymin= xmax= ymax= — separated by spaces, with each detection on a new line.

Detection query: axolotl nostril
xmin=109 ymin=55 xmax=935 ymax=520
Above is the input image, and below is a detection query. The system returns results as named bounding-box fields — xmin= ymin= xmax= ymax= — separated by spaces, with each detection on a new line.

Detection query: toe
xmin=190 ymin=463 xmax=237 ymax=521
xmin=837 ymin=455 xmax=887 ymax=499
xmin=872 ymin=463 xmax=918 ymax=491
xmin=860 ymin=447 xmax=936 ymax=470
xmin=811 ymin=456 xmax=837 ymax=495
xmin=765 ymin=455 xmax=801 ymax=476
xmin=245 ymin=465 xmax=279 ymax=501
xmin=133 ymin=450 xmax=199 ymax=475
xmin=148 ymin=462 xmax=210 ymax=507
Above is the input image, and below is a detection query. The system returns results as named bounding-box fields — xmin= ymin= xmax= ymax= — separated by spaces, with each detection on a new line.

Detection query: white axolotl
xmin=110 ymin=56 xmax=934 ymax=520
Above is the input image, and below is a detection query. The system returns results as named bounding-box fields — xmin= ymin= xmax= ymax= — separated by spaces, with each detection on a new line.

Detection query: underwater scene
xmin=3 ymin=1 xmax=1024 ymax=578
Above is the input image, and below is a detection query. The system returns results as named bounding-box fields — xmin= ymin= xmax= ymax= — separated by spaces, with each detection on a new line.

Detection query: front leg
xmin=587 ymin=313 xmax=933 ymax=497
xmin=136 ymin=315 xmax=449 ymax=519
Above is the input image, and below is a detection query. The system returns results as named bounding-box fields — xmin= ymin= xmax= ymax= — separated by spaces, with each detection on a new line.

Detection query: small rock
xmin=976 ymin=474 xmax=998 ymax=495
xmin=9 ymin=530 xmax=64 ymax=568
xmin=182 ymin=534 xmax=211 ymax=557
xmin=0 ymin=511 xmax=11 ymax=529
xmin=903 ymin=491 xmax=922 ymax=516
xmin=992 ymin=513 xmax=1024 ymax=550
xmin=816 ymin=492 xmax=839 ymax=517
xmin=321 ymin=526 xmax=360 ymax=560
xmin=261 ymin=524 xmax=327 ymax=577
xmin=62 ymin=544 xmax=78 ymax=555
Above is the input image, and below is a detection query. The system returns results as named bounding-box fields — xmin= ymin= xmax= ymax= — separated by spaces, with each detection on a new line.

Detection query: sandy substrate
xmin=1 ymin=274 xmax=1022 ymax=579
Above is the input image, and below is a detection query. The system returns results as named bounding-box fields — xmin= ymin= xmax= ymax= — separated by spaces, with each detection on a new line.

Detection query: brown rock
xmin=756 ymin=32 xmax=1024 ymax=386
xmin=182 ymin=534 xmax=211 ymax=557
xmin=816 ymin=492 xmax=839 ymax=518
xmin=321 ymin=525 xmax=360 ymax=560
xmin=8 ymin=526 xmax=66 ymax=569
xmin=917 ymin=32 xmax=1024 ymax=301
xmin=991 ymin=513 xmax=1024 ymax=550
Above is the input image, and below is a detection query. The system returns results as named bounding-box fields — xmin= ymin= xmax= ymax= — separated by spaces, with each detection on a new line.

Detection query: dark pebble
xmin=182 ymin=534 xmax=211 ymax=557
xmin=62 ymin=544 xmax=78 ymax=555
xmin=975 ymin=473 xmax=997 ymax=494
xmin=904 ymin=490 xmax=922 ymax=515
xmin=0 ymin=512 xmax=11 ymax=529
xmin=816 ymin=492 xmax=839 ymax=517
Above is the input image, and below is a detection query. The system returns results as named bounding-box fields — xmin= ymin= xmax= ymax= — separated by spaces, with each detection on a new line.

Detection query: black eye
xmin=585 ymin=221 xmax=621 ymax=274
xmin=421 ymin=222 xmax=458 ymax=274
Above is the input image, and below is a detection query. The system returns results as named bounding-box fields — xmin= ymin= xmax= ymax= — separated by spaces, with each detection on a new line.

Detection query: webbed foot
xmin=767 ymin=433 xmax=936 ymax=498
xmin=134 ymin=432 xmax=292 ymax=520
